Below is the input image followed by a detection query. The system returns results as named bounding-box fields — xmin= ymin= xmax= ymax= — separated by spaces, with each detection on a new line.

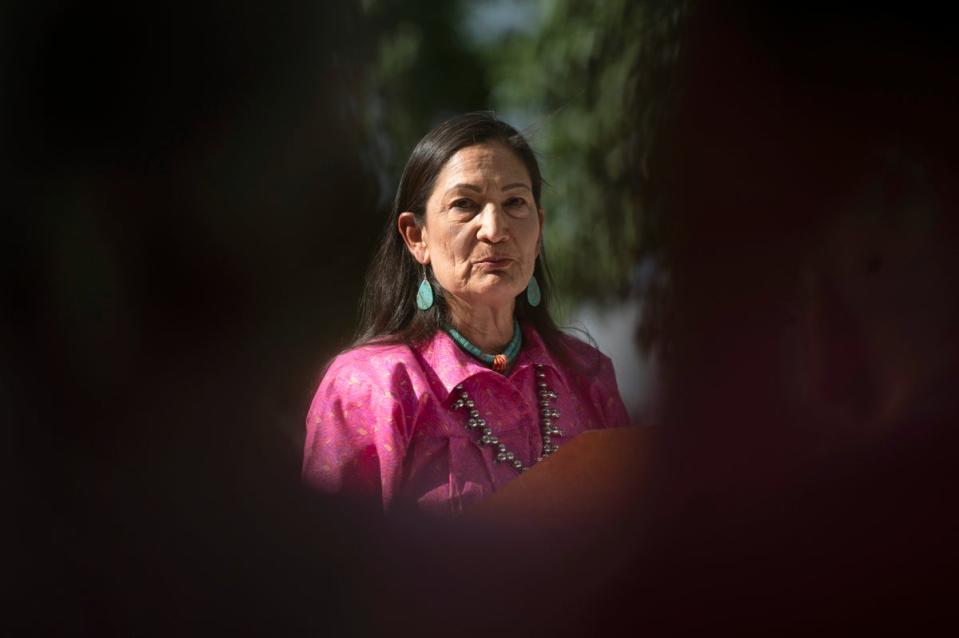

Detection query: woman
xmin=302 ymin=112 xmax=630 ymax=516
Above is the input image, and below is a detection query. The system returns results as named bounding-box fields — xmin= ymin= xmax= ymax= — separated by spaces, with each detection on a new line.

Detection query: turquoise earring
xmin=416 ymin=268 xmax=434 ymax=310
xmin=526 ymin=274 xmax=541 ymax=307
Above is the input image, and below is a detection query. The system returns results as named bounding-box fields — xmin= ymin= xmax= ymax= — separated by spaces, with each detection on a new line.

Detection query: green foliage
xmin=361 ymin=0 xmax=493 ymax=199
xmin=482 ymin=0 xmax=688 ymax=311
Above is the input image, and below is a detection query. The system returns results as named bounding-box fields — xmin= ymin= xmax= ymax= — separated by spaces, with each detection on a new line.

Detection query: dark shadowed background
xmin=5 ymin=1 xmax=958 ymax=635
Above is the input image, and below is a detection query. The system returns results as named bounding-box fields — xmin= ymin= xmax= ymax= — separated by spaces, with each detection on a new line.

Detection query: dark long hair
xmin=354 ymin=111 xmax=575 ymax=364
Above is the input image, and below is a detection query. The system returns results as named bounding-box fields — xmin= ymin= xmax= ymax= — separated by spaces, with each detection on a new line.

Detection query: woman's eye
xmin=451 ymin=199 xmax=475 ymax=210
xmin=505 ymin=197 xmax=530 ymax=215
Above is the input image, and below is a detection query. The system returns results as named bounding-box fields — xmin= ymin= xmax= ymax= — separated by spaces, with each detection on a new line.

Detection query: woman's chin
xmin=462 ymin=279 xmax=524 ymax=308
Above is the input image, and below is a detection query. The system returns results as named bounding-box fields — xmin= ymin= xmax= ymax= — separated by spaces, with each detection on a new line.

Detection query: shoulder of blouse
xmin=316 ymin=340 xmax=424 ymax=394
xmin=328 ymin=340 xmax=419 ymax=368
xmin=549 ymin=330 xmax=629 ymax=426
xmin=305 ymin=340 xmax=426 ymax=436
xmin=538 ymin=330 xmax=620 ymax=403
xmin=557 ymin=330 xmax=613 ymax=371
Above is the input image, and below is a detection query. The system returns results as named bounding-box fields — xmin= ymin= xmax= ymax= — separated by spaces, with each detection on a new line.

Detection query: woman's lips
xmin=474 ymin=257 xmax=513 ymax=270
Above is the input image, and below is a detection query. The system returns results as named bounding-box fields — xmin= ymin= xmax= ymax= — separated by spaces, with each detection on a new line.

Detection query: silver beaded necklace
xmin=451 ymin=364 xmax=564 ymax=473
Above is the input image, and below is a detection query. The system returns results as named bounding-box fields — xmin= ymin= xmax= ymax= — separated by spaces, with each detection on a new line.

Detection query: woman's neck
xmin=448 ymin=300 xmax=516 ymax=353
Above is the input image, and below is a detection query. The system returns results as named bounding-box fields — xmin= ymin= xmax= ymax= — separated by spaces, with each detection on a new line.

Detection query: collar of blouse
xmin=418 ymin=323 xmax=571 ymax=403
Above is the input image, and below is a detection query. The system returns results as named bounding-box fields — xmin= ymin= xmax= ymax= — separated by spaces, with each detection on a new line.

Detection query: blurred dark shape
xmin=4 ymin=1 xmax=384 ymax=634
xmin=596 ymin=1 xmax=959 ymax=632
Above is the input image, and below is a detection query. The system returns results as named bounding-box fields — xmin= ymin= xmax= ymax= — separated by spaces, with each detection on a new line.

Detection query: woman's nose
xmin=476 ymin=203 xmax=508 ymax=243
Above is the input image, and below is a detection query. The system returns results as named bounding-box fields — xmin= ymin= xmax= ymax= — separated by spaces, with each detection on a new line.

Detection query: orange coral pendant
xmin=492 ymin=354 xmax=508 ymax=373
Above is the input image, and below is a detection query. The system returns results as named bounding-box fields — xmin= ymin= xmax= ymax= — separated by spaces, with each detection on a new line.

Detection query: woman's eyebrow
xmin=443 ymin=183 xmax=483 ymax=197
xmin=443 ymin=182 xmax=530 ymax=197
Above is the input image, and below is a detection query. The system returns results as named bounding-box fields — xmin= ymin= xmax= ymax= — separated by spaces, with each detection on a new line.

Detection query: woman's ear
xmin=397 ymin=212 xmax=430 ymax=265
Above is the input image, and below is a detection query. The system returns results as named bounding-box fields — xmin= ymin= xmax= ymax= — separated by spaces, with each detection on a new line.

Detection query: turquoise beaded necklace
xmin=444 ymin=319 xmax=522 ymax=374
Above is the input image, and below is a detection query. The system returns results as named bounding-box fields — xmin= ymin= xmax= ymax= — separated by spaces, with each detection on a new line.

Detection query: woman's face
xmin=411 ymin=142 xmax=543 ymax=311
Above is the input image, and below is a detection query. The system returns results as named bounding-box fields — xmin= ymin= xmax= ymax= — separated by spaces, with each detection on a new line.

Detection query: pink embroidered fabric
xmin=302 ymin=324 xmax=630 ymax=516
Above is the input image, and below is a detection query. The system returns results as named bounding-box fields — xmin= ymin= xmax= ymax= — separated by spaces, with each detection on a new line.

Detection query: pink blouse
xmin=302 ymin=324 xmax=630 ymax=516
